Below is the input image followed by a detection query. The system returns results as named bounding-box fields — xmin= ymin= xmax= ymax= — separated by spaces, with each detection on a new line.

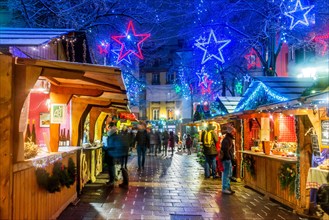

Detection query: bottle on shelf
xmin=59 ymin=129 xmax=63 ymax=146
xmin=25 ymin=119 xmax=31 ymax=142
xmin=63 ymin=128 xmax=66 ymax=146
xmin=66 ymin=129 xmax=70 ymax=146
xmin=31 ymin=119 xmax=36 ymax=144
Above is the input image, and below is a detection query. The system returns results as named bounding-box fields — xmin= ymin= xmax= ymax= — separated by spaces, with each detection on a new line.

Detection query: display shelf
xmin=240 ymin=150 xmax=297 ymax=162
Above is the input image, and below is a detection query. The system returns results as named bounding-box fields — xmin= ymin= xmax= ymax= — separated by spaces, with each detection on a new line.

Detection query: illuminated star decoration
xmin=244 ymin=75 xmax=251 ymax=83
xmin=196 ymin=67 xmax=213 ymax=94
xmin=284 ymin=0 xmax=314 ymax=30
xmin=111 ymin=49 xmax=132 ymax=64
xmin=244 ymin=48 xmax=261 ymax=69
xmin=235 ymin=81 xmax=243 ymax=94
xmin=97 ymin=41 xmax=110 ymax=54
xmin=194 ymin=29 xmax=231 ymax=64
xmin=314 ymin=33 xmax=329 ymax=56
xmin=111 ymin=20 xmax=150 ymax=62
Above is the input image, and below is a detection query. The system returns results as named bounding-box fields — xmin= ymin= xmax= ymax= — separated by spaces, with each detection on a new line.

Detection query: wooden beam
xmin=74 ymin=97 xmax=111 ymax=106
xmin=81 ymin=76 xmax=123 ymax=93
xmin=48 ymin=92 xmax=72 ymax=152
xmin=49 ymin=82 xmax=126 ymax=94
xmin=95 ymin=112 xmax=110 ymax=141
xmin=45 ymin=77 xmax=61 ymax=86
xmin=13 ymin=65 xmax=42 ymax=161
xmin=89 ymin=108 xmax=101 ymax=143
xmin=41 ymin=68 xmax=84 ymax=79
xmin=50 ymin=85 xmax=104 ymax=97
xmin=0 ymin=55 xmax=13 ymax=220
xmin=16 ymin=57 xmax=121 ymax=74
xmin=71 ymin=97 xmax=89 ymax=146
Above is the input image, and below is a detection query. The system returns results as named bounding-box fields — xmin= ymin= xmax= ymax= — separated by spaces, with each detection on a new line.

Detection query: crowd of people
xmin=102 ymin=117 xmax=236 ymax=195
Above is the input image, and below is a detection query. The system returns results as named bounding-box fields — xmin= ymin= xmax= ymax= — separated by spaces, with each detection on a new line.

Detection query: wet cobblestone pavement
xmin=58 ymin=150 xmax=300 ymax=220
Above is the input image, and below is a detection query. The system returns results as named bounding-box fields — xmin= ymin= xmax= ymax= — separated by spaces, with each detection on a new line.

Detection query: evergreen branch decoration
xmin=279 ymin=163 xmax=296 ymax=194
xmin=242 ymin=155 xmax=256 ymax=178
xmin=35 ymin=158 xmax=76 ymax=193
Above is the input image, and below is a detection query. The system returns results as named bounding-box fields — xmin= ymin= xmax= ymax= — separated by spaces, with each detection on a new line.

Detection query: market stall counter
xmin=240 ymin=150 xmax=298 ymax=210
xmin=13 ymin=147 xmax=81 ymax=220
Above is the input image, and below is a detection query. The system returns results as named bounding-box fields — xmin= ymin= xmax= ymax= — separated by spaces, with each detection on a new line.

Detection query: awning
xmin=0 ymin=28 xmax=74 ymax=46
xmin=15 ymin=57 xmax=128 ymax=110
xmin=234 ymin=77 xmax=316 ymax=112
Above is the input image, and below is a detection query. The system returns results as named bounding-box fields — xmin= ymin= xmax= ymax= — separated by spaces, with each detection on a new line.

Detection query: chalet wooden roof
xmin=254 ymin=76 xmax=315 ymax=99
xmin=15 ymin=57 xmax=128 ymax=110
xmin=234 ymin=77 xmax=316 ymax=112
xmin=0 ymin=28 xmax=74 ymax=46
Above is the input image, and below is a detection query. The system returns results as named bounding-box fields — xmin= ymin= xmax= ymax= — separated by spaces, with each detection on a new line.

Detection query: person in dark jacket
xmin=134 ymin=123 xmax=149 ymax=171
xmin=221 ymin=125 xmax=236 ymax=194
xmin=169 ymin=131 xmax=176 ymax=156
xmin=201 ymin=124 xmax=218 ymax=179
xmin=105 ymin=122 xmax=118 ymax=186
xmin=162 ymin=130 xmax=169 ymax=156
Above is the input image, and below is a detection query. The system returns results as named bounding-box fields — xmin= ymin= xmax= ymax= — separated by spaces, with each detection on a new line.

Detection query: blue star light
xmin=195 ymin=29 xmax=231 ymax=64
xmin=111 ymin=49 xmax=132 ymax=65
xmin=284 ymin=0 xmax=314 ymax=30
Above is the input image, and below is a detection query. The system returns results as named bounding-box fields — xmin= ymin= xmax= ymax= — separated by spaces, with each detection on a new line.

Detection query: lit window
xmin=153 ymin=109 xmax=159 ymax=120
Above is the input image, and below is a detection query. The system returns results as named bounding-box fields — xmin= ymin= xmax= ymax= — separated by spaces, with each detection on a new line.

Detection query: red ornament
xmin=244 ymin=48 xmax=261 ymax=70
xmin=97 ymin=41 xmax=109 ymax=55
xmin=314 ymin=32 xmax=329 ymax=56
xmin=111 ymin=21 xmax=150 ymax=62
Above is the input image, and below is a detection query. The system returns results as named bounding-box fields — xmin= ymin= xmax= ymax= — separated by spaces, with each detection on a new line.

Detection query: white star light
xmin=284 ymin=0 xmax=314 ymax=30
xmin=244 ymin=75 xmax=251 ymax=82
xmin=194 ymin=29 xmax=231 ymax=64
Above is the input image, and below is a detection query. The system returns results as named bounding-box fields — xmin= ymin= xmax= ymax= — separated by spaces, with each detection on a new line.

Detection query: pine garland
xmin=279 ymin=163 xmax=296 ymax=194
xmin=35 ymin=158 xmax=76 ymax=193
xmin=294 ymin=116 xmax=301 ymax=199
xmin=242 ymin=155 xmax=256 ymax=178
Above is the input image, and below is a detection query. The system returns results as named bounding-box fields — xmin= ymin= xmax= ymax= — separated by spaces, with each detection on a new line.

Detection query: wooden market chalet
xmin=190 ymin=76 xmax=329 ymax=214
xmin=0 ymin=28 xmax=133 ymax=219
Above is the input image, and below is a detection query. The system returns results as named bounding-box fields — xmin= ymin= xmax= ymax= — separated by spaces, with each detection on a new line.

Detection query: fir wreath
xmin=278 ymin=163 xmax=296 ymax=194
xmin=242 ymin=155 xmax=256 ymax=178
xmin=35 ymin=158 xmax=76 ymax=193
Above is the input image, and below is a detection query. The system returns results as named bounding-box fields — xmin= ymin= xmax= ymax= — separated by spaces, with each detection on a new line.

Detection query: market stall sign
xmin=119 ymin=112 xmax=136 ymax=121
xmin=311 ymin=134 xmax=321 ymax=156
xmin=321 ymin=120 xmax=329 ymax=146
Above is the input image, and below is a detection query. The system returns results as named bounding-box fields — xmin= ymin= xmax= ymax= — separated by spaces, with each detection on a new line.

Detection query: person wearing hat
xmin=221 ymin=125 xmax=236 ymax=194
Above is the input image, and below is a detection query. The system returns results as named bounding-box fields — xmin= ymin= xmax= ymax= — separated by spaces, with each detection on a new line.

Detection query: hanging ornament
xmin=83 ymin=39 xmax=87 ymax=63
xmin=70 ymin=40 xmax=75 ymax=62
xmin=243 ymin=75 xmax=251 ymax=83
xmin=111 ymin=21 xmax=150 ymax=62
xmin=244 ymin=48 xmax=261 ymax=69
xmin=111 ymin=49 xmax=132 ymax=64
xmin=97 ymin=40 xmax=110 ymax=55
xmin=196 ymin=67 xmax=213 ymax=94
xmin=235 ymin=81 xmax=243 ymax=94
xmin=194 ymin=29 xmax=231 ymax=64
xmin=284 ymin=0 xmax=314 ymax=30
xmin=314 ymin=33 xmax=329 ymax=56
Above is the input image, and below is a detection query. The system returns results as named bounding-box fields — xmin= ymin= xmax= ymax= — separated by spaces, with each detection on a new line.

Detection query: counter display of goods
xmin=318 ymin=159 xmax=329 ymax=170
xmin=271 ymin=142 xmax=297 ymax=157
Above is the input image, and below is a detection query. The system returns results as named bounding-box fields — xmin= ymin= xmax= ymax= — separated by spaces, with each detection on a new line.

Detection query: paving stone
xmin=59 ymin=150 xmax=300 ymax=220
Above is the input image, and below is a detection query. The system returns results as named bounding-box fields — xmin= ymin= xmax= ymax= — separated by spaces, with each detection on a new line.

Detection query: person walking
xmin=149 ymin=128 xmax=161 ymax=156
xmin=105 ymin=122 xmax=118 ymax=186
xmin=185 ymin=134 xmax=193 ymax=155
xmin=169 ymin=131 xmax=175 ymax=156
xmin=221 ymin=125 xmax=236 ymax=194
xmin=134 ymin=123 xmax=149 ymax=171
xmin=201 ymin=124 xmax=218 ymax=179
xmin=162 ymin=130 xmax=169 ymax=156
